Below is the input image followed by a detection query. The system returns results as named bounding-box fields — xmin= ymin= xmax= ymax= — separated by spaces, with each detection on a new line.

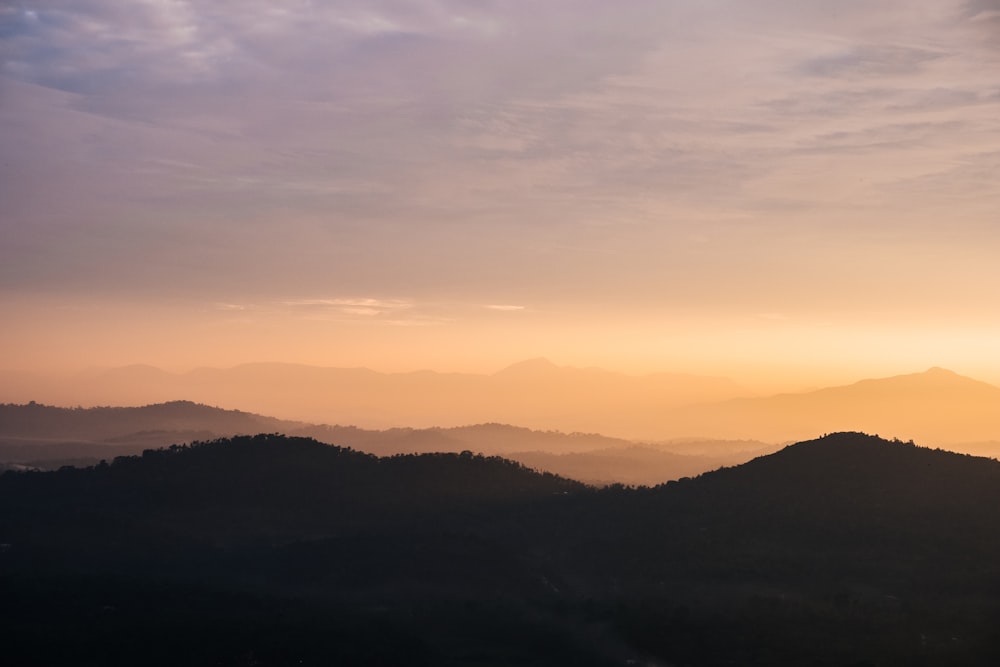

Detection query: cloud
xmin=3 ymin=1 xmax=666 ymax=101
xmin=887 ymin=88 xmax=998 ymax=112
xmin=3 ymin=0 xmax=999 ymax=322
xmin=283 ymin=298 xmax=409 ymax=308
xmin=281 ymin=298 xmax=413 ymax=317
xmin=484 ymin=304 xmax=525 ymax=312
xmin=798 ymin=45 xmax=946 ymax=79
xmin=962 ymin=0 xmax=1000 ymax=23
xmin=284 ymin=297 xmax=457 ymax=326
xmin=1 ymin=1 xmax=236 ymax=92
xmin=958 ymin=0 xmax=1000 ymax=45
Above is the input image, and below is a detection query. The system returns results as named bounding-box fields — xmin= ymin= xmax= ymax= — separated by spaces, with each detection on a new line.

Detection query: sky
xmin=2 ymin=0 xmax=1000 ymax=390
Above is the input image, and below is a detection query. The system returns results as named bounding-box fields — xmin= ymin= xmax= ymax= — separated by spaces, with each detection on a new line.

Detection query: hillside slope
xmin=2 ymin=432 xmax=999 ymax=666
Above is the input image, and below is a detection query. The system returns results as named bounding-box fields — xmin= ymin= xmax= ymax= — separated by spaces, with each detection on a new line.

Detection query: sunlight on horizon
xmin=2 ymin=0 xmax=999 ymax=439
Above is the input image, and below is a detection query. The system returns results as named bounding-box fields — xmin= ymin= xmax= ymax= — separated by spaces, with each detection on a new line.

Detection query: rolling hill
xmin=0 ymin=401 xmax=765 ymax=484
xmin=2 ymin=432 xmax=999 ymax=665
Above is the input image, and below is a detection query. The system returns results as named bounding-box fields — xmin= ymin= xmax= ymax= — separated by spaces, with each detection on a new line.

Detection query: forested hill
xmin=579 ymin=431 xmax=1000 ymax=580
xmin=552 ymin=433 xmax=1000 ymax=576
xmin=663 ymin=430 xmax=1000 ymax=514
xmin=0 ymin=434 xmax=581 ymax=547
xmin=0 ymin=401 xmax=758 ymax=486
xmin=3 ymin=432 xmax=1000 ymax=666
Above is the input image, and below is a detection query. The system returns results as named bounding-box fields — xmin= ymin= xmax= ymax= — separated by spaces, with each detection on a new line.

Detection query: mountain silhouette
xmin=0 ymin=400 xmax=290 ymax=440
xmin=4 ymin=360 xmax=749 ymax=437
xmin=2 ymin=401 xmax=766 ymax=484
xmin=3 ymin=431 xmax=1000 ymax=665
xmin=673 ymin=367 xmax=1000 ymax=445
xmin=0 ymin=400 xmax=300 ymax=470
xmin=662 ymin=431 xmax=1000 ymax=521
xmin=8 ymin=363 xmax=999 ymax=445
xmin=0 ymin=434 xmax=581 ymax=551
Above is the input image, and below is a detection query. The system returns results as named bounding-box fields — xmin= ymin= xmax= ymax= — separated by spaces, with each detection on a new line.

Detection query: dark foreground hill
xmin=2 ymin=432 xmax=1000 ymax=666
xmin=0 ymin=434 xmax=580 ymax=551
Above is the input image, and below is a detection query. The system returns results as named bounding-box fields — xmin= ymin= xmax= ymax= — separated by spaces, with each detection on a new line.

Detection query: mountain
xmin=2 ymin=360 xmax=749 ymax=437
xmin=7 ymin=363 xmax=999 ymax=445
xmin=671 ymin=367 xmax=1000 ymax=446
xmin=1 ymin=402 xmax=764 ymax=484
xmin=563 ymin=433 xmax=1000 ymax=664
xmin=0 ymin=400 xmax=290 ymax=440
xmin=0 ymin=400 xmax=302 ymax=469
xmin=657 ymin=431 xmax=1000 ymax=523
xmin=3 ymin=432 xmax=1000 ymax=665
xmin=0 ymin=435 xmax=605 ymax=666
xmin=298 ymin=422 xmax=644 ymax=456
xmin=0 ymin=434 xmax=582 ymax=548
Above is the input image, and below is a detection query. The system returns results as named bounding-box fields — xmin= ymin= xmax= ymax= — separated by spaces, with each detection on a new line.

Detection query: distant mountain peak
xmin=836 ymin=366 xmax=991 ymax=393
xmin=896 ymin=366 xmax=996 ymax=389
xmin=493 ymin=358 xmax=559 ymax=375
xmin=923 ymin=366 xmax=957 ymax=376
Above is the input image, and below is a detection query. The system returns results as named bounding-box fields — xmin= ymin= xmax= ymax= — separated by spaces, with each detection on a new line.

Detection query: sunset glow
xmin=2 ymin=1 xmax=1000 ymax=394
xmin=6 ymin=7 xmax=1000 ymax=658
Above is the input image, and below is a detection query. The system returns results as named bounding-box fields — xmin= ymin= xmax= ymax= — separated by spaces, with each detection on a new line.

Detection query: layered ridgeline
xmin=2 ymin=432 xmax=999 ymax=665
xmin=680 ymin=367 xmax=1000 ymax=447
xmin=5 ymin=363 xmax=1000 ymax=447
xmin=0 ymin=401 xmax=774 ymax=485
xmin=0 ymin=359 xmax=747 ymax=438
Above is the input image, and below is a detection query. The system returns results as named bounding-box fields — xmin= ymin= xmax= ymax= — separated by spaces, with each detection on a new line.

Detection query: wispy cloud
xmin=798 ymin=45 xmax=946 ymax=79
xmin=281 ymin=298 xmax=413 ymax=317
xmin=2 ymin=0 xmax=998 ymax=330
xmin=484 ymin=304 xmax=525 ymax=312
xmin=962 ymin=0 xmax=1000 ymax=23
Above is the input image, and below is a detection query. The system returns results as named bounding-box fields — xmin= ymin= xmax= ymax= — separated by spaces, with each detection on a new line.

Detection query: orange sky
xmin=2 ymin=1 xmax=999 ymax=393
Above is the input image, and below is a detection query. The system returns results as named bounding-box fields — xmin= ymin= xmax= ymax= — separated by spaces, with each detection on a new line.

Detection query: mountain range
xmin=3 ymin=362 xmax=999 ymax=448
xmin=0 ymin=401 xmax=773 ymax=485
xmin=673 ymin=366 xmax=1000 ymax=446
xmin=1 ymin=359 xmax=748 ymax=434
xmin=3 ymin=432 xmax=999 ymax=665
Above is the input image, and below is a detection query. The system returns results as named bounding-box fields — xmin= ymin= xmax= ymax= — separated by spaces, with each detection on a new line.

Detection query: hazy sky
xmin=2 ymin=1 xmax=999 ymax=387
